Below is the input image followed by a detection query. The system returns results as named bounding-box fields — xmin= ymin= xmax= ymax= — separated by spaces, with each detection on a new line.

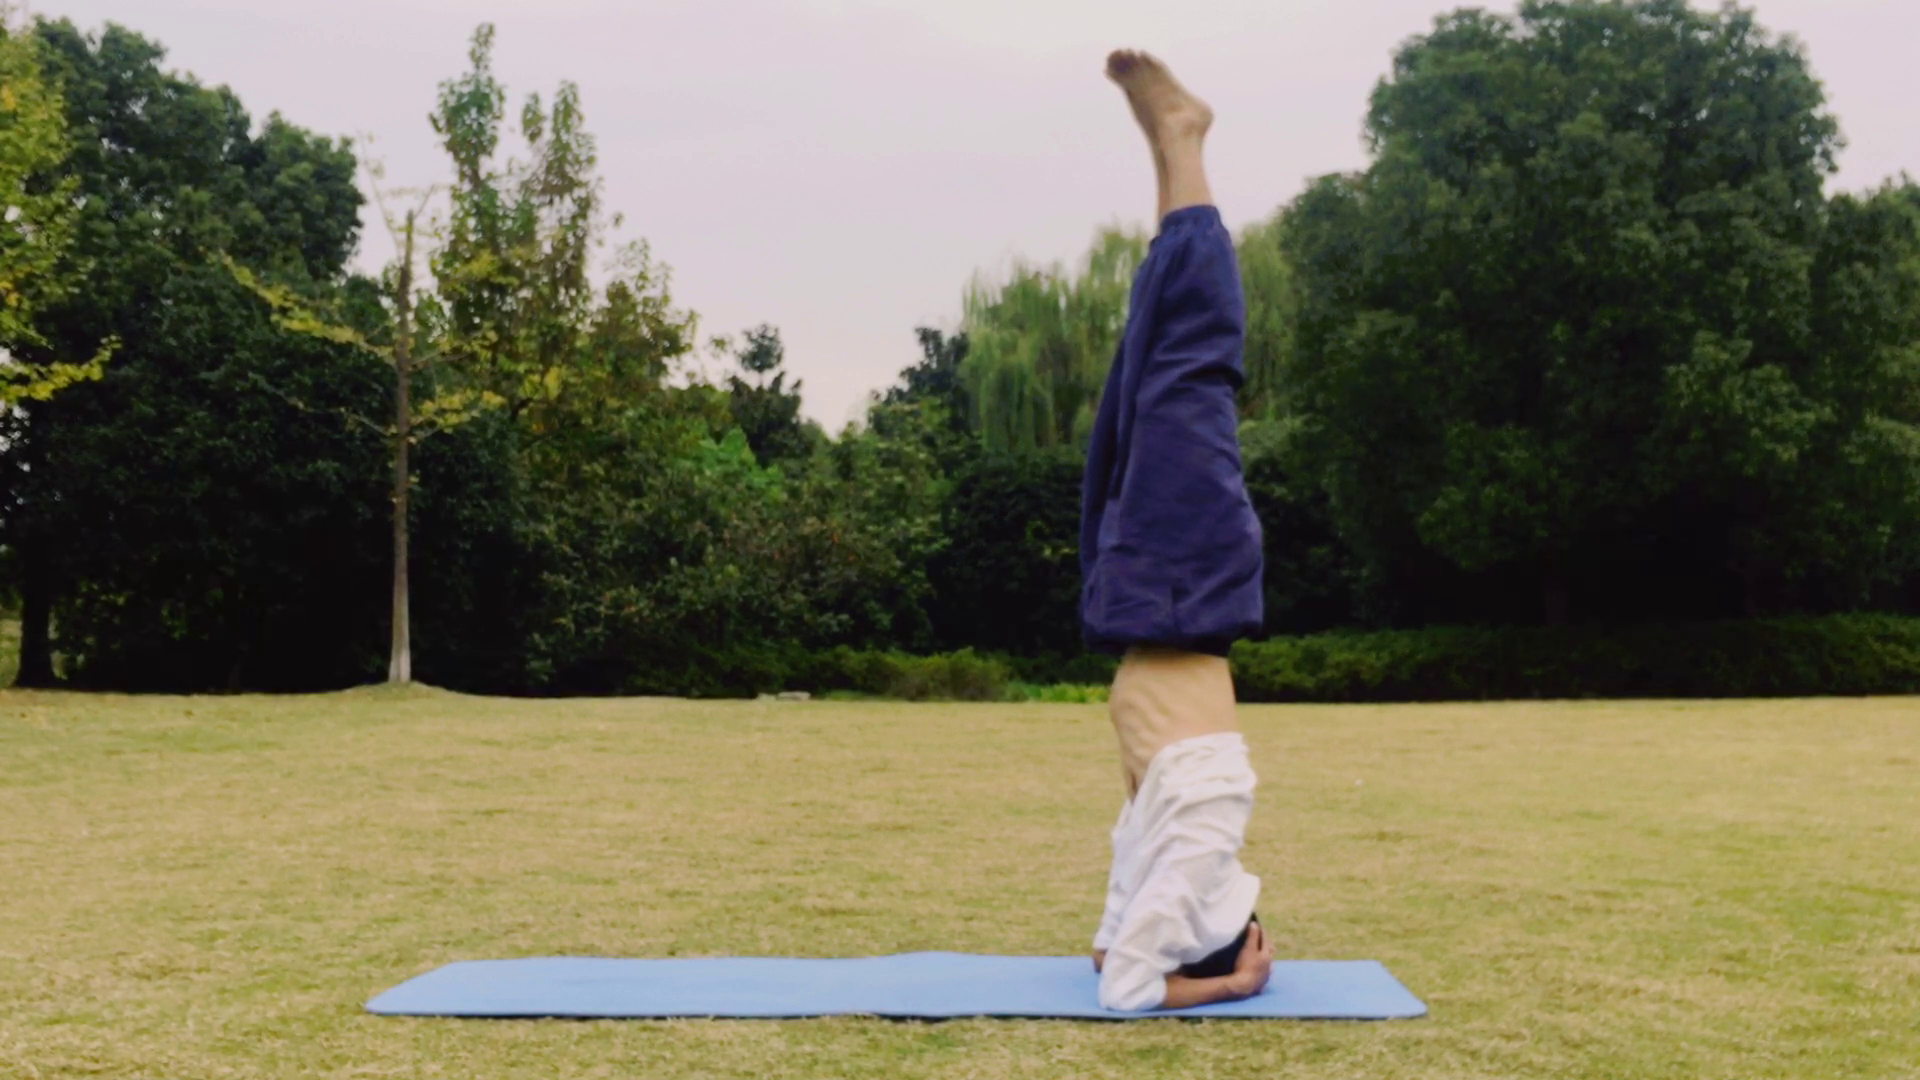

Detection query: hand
xmin=1226 ymin=921 xmax=1273 ymax=998
xmin=1092 ymin=949 xmax=1106 ymax=973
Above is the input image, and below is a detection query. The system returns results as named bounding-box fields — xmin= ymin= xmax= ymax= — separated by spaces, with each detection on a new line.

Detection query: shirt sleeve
xmin=1096 ymin=869 xmax=1208 ymax=1012
xmin=1098 ymin=948 xmax=1169 ymax=1012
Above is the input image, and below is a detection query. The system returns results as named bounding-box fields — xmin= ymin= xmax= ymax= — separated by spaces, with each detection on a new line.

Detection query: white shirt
xmin=1092 ymin=732 xmax=1261 ymax=1011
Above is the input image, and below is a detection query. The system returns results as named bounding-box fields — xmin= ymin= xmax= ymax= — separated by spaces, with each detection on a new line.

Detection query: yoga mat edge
xmin=365 ymin=953 xmax=1427 ymax=1021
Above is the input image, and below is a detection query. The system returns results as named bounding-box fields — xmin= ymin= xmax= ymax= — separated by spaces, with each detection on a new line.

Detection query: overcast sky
xmin=35 ymin=0 xmax=1920 ymax=428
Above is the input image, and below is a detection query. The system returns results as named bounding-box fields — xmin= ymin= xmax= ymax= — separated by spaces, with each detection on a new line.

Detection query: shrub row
xmin=631 ymin=644 xmax=1014 ymax=701
xmin=629 ymin=615 xmax=1920 ymax=703
xmin=1229 ymin=615 xmax=1920 ymax=702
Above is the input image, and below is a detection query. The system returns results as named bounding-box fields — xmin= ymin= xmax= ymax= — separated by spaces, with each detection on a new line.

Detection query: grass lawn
xmin=2 ymin=688 xmax=1916 ymax=1079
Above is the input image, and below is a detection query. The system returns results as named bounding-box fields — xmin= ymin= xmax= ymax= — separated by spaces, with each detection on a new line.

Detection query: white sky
xmin=35 ymin=0 xmax=1920 ymax=429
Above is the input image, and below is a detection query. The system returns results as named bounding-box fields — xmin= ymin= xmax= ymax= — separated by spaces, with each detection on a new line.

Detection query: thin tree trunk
xmin=15 ymin=408 xmax=56 ymax=688
xmin=388 ymin=213 xmax=417 ymax=685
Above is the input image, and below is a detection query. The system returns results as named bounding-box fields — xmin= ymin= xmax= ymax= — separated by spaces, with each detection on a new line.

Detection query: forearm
xmin=1160 ymin=973 xmax=1253 ymax=1010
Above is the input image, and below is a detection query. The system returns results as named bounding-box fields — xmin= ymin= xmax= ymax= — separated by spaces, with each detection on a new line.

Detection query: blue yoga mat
xmin=366 ymin=953 xmax=1427 ymax=1020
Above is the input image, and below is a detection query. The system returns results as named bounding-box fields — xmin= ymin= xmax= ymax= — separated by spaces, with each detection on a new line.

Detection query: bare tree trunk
xmin=388 ymin=213 xmax=417 ymax=685
xmin=15 ymin=410 xmax=56 ymax=688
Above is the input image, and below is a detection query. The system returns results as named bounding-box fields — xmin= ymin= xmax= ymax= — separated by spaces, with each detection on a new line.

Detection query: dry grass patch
xmin=1 ymin=687 xmax=1916 ymax=1078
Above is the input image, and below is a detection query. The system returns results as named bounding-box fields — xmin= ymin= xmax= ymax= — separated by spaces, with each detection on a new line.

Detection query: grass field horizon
xmin=3 ymin=686 xmax=1916 ymax=1078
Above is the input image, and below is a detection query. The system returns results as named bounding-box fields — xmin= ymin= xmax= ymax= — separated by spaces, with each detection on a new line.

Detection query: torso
xmin=1109 ymin=647 xmax=1238 ymax=796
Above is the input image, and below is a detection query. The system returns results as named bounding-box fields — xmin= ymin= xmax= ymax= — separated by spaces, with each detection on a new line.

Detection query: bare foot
xmin=1105 ymin=49 xmax=1213 ymax=149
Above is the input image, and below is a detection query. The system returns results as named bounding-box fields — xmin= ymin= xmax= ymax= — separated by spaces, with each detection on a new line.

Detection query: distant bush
xmin=634 ymin=645 xmax=1011 ymax=701
xmin=852 ymin=648 xmax=1009 ymax=702
xmin=1003 ymin=651 xmax=1119 ymax=687
xmin=1230 ymin=615 xmax=1920 ymax=702
xmin=1004 ymin=682 xmax=1109 ymax=704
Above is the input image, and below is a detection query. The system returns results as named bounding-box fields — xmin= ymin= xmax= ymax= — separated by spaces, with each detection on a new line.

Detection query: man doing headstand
xmin=1082 ymin=49 xmax=1271 ymax=1013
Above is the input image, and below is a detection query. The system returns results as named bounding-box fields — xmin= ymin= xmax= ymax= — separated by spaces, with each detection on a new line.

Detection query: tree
xmin=0 ymin=6 xmax=107 ymax=405
xmin=1235 ymin=212 xmax=1294 ymax=420
xmin=1280 ymin=0 xmax=1887 ymax=626
xmin=1680 ymin=179 xmax=1920 ymax=614
xmin=231 ymin=183 xmax=447 ymax=684
xmin=430 ymin=24 xmax=692 ymax=439
xmin=721 ymin=323 xmax=817 ymax=466
xmin=34 ymin=265 xmax=391 ymax=690
xmin=873 ymin=326 xmax=975 ymax=475
xmin=1240 ymin=418 xmax=1356 ymax=634
xmin=6 ymin=19 xmax=367 ymax=688
xmin=961 ymin=226 xmax=1146 ymax=452
xmin=805 ymin=399 xmax=950 ymax=648
xmin=420 ymin=24 xmax=742 ymax=693
xmin=926 ymin=449 xmax=1085 ymax=658
xmin=883 ymin=327 xmax=970 ymax=423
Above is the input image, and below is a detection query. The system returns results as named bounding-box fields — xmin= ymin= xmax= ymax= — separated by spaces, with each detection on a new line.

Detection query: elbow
xmin=1097 ymin=961 xmax=1168 ymax=1013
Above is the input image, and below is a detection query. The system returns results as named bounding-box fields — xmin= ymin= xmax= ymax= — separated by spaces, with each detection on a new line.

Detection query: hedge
xmin=1229 ymin=615 xmax=1920 ymax=703
xmin=625 ymin=615 xmax=1920 ymax=702
xmin=628 ymin=644 xmax=1014 ymax=701
xmin=797 ymin=647 xmax=1012 ymax=702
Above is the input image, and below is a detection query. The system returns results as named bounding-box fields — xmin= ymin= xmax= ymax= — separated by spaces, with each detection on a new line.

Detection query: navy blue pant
xmin=1080 ymin=205 xmax=1264 ymax=656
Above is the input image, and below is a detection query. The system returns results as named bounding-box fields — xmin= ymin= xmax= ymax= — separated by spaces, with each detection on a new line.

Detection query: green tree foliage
xmin=5 ymin=19 xmax=371 ymax=688
xmin=34 ymin=269 xmax=391 ymax=690
xmin=1231 ymin=615 xmax=1920 ymax=702
xmin=961 ymin=226 xmax=1145 ymax=452
xmin=874 ymin=327 xmax=976 ymax=476
xmin=413 ymin=24 xmax=714 ymax=691
xmin=789 ymin=409 xmax=945 ymax=649
xmin=511 ymin=399 xmax=949 ymax=693
xmin=1235 ymin=212 xmax=1294 ymax=420
xmin=722 ymin=323 xmax=819 ymax=466
xmin=926 ymin=449 xmax=1084 ymax=658
xmin=16 ymin=6 xmax=1919 ymax=698
xmin=1280 ymin=0 xmax=1920 ymax=625
xmin=0 ymin=6 xmax=105 ymax=403
xmin=405 ymin=25 xmax=938 ymax=694
xmin=884 ymin=328 xmax=970 ymax=425
xmin=430 ymin=25 xmax=693 ymax=438
xmin=228 ymin=193 xmax=455 ymax=684
xmin=1698 ymin=180 xmax=1920 ymax=613
xmin=1239 ymin=419 xmax=1356 ymax=634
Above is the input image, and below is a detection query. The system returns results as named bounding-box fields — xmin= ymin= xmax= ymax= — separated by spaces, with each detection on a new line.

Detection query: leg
xmin=1105 ymin=50 xmax=1215 ymax=223
xmin=1086 ymin=49 xmax=1258 ymax=793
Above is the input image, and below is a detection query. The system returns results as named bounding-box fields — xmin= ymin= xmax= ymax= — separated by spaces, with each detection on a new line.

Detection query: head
xmin=1175 ymin=914 xmax=1257 ymax=980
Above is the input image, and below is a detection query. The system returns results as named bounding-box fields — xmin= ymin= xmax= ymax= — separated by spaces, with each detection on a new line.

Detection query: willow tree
xmin=960 ymin=226 xmax=1146 ymax=452
xmin=1236 ymin=211 xmax=1295 ymax=420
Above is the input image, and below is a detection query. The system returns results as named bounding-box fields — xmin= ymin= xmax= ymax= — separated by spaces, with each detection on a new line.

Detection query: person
xmin=1081 ymin=49 xmax=1272 ymax=1013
